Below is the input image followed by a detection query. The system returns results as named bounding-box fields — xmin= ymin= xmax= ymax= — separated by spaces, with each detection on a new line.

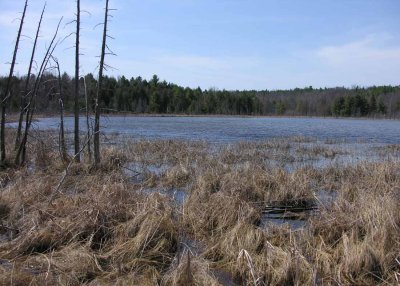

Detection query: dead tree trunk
xmin=53 ymin=57 xmax=68 ymax=162
xmin=74 ymin=0 xmax=81 ymax=162
xmin=94 ymin=0 xmax=110 ymax=165
xmin=83 ymin=75 xmax=92 ymax=162
xmin=1 ymin=0 xmax=28 ymax=164
xmin=15 ymin=3 xmax=45 ymax=151
xmin=15 ymin=18 xmax=62 ymax=165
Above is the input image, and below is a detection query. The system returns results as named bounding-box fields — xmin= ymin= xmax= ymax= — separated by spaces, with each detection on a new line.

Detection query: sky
xmin=0 ymin=0 xmax=400 ymax=90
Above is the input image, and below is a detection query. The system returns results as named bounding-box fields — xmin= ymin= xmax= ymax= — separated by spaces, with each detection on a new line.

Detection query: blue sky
xmin=1 ymin=0 xmax=400 ymax=90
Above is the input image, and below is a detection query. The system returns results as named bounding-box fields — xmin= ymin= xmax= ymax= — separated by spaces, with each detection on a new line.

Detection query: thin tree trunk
xmin=15 ymin=3 xmax=45 ymax=151
xmin=94 ymin=0 xmax=110 ymax=165
xmin=1 ymin=0 xmax=28 ymax=164
xmin=15 ymin=18 xmax=62 ymax=165
xmin=83 ymin=76 xmax=92 ymax=162
xmin=53 ymin=57 xmax=67 ymax=162
xmin=74 ymin=0 xmax=81 ymax=162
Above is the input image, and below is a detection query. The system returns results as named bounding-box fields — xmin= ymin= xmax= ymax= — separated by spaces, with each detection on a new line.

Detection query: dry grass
xmin=0 ymin=130 xmax=399 ymax=285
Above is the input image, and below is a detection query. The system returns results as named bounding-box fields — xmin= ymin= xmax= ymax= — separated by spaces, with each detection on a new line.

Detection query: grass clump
xmin=0 ymin=132 xmax=399 ymax=285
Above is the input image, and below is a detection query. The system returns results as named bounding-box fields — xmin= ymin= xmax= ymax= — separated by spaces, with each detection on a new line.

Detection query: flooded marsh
xmin=0 ymin=118 xmax=400 ymax=285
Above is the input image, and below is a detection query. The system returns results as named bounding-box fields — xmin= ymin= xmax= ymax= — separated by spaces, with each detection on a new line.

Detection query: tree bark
xmin=94 ymin=0 xmax=110 ymax=165
xmin=15 ymin=3 xmax=45 ymax=151
xmin=74 ymin=0 xmax=81 ymax=162
xmin=83 ymin=76 xmax=92 ymax=162
xmin=53 ymin=57 xmax=68 ymax=162
xmin=15 ymin=18 xmax=62 ymax=165
xmin=1 ymin=0 xmax=28 ymax=164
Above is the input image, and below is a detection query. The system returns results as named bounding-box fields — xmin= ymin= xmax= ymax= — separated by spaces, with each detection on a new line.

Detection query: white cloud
xmin=314 ymin=34 xmax=400 ymax=86
xmin=317 ymin=34 xmax=400 ymax=67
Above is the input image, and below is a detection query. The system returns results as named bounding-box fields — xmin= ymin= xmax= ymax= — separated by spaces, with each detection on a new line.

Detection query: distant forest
xmin=1 ymin=73 xmax=400 ymax=118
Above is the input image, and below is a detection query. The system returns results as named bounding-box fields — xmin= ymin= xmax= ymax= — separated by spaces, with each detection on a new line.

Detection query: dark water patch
xmin=259 ymin=190 xmax=338 ymax=230
xmin=259 ymin=199 xmax=316 ymax=230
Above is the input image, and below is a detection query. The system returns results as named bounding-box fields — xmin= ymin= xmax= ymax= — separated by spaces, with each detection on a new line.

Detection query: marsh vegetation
xmin=0 ymin=129 xmax=399 ymax=285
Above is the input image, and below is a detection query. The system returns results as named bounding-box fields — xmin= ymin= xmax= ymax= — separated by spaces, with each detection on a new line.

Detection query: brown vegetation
xmin=0 ymin=132 xmax=399 ymax=285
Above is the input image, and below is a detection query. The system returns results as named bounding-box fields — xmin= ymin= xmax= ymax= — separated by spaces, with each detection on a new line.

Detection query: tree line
xmin=1 ymin=74 xmax=399 ymax=118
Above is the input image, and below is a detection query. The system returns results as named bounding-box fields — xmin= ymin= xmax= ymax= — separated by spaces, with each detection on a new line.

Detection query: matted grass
xmin=0 ymin=130 xmax=399 ymax=285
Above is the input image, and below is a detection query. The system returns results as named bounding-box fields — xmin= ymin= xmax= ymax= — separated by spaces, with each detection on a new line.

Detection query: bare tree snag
xmin=1 ymin=0 xmax=28 ymax=165
xmin=53 ymin=56 xmax=68 ymax=162
xmin=74 ymin=0 xmax=81 ymax=162
xmin=94 ymin=0 xmax=110 ymax=166
xmin=15 ymin=18 xmax=63 ymax=165
xmin=15 ymin=3 xmax=45 ymax=151
xmin=83 ymin=76 xmax=92 ymax=162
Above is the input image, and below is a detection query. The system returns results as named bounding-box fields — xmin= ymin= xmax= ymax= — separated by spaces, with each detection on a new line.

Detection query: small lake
xmin=16 ymin=116 xmax=400 ymax=144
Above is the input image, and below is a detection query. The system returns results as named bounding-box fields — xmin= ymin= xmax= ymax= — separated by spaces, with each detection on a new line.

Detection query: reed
xmin=0 ymin=131 xmax=398 ymax=285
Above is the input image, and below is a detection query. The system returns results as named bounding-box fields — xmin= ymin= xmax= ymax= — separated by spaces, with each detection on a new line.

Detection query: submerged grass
xmin=0 ymin=129 xmax=399 ymax=285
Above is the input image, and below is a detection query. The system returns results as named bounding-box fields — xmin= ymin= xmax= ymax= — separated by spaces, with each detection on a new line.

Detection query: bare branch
xmin=81 ymin=10 xmax=92 ymax=16
xmin=64 ymin=19 xmax=77 ymax=27
xmin=60 ymin=32 xmax=75 ymax=44
xmin=93 ymin=23 xmax=104 ymax=30
xmin=63 ymin=46 xmax=76 ymax=51
xmin=49 ymin=134 xmax=92 ymax=203
xmin=21 ymin=34 xmax=33 ymax=40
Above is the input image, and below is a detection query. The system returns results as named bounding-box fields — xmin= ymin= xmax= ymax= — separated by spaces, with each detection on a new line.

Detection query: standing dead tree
xmin=52 ymin=56 xmax=68 ymax=162
xmin=94 ymin=0 xmax=111 ymax=165
xmin=15 ymin=18 xmax=63 ymax=165
xmin=15 ymin=3 xmax=46 ymax=151
xmin=83 ymin=75 xmax=92 ymax=162
xmin=74 ymin=0 xmax=81 ymax=162
xmin=1 ymin=0 xmax=28 ymax=165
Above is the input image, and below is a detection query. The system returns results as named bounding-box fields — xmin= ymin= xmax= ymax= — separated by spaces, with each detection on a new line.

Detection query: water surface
xmin=23 ymin=116 xmax=400 ymax=144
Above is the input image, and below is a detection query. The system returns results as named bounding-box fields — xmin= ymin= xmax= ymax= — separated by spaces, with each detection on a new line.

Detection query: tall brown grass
xmin=0 ymin=130 xmax=399 ymax=285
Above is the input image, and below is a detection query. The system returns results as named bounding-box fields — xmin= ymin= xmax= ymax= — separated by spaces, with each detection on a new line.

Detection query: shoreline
xmin=6 ymin=112 xmax=399 ymax=122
